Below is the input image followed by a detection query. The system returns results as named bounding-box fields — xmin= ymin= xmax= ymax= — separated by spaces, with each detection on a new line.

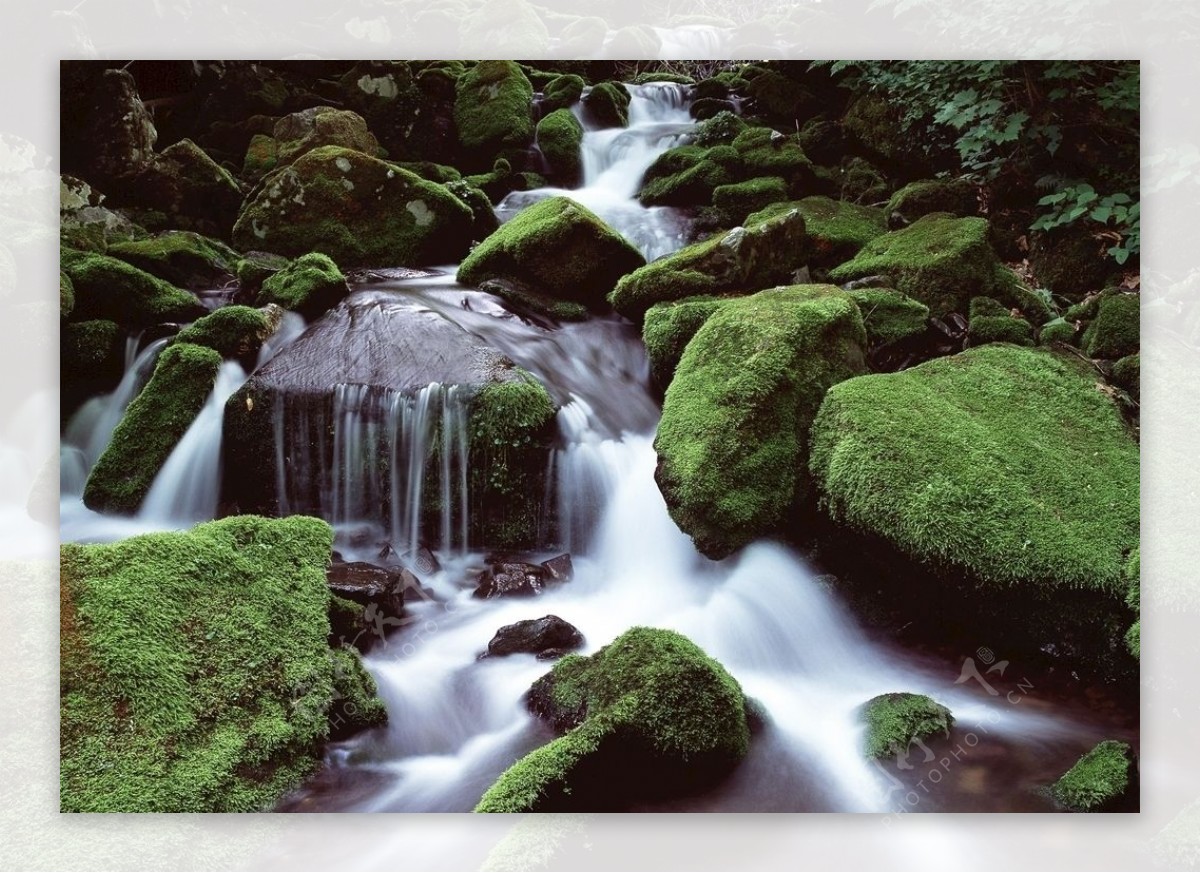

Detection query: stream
xmin=59 ymin=83 xmax=1137 ymax=813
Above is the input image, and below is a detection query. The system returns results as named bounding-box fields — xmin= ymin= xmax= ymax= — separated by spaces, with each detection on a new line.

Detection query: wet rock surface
xmin=484 ymin=615 xmax=584 ymax=658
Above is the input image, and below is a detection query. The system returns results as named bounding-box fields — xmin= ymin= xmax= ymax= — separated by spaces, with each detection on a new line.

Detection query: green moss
xmin=171 ymin=305 xmax=271 ymax=359
xmin=756 ymin=196 xmax=886 ymax=268
xmin=273 ymin=107 xmax=381 ymax=168
xmin=582 ymin=81 xmax=630 ymax=128
xmin=469 ymin=368 xmax=557 ymax=550
xmin=712 ymin=177 xmax=788 ymax=224
xmin=968 ymin=296 xmax=1033 ymax=347
xmin=610 ymin=206 xmax=809 ymax=322
xmin=107 ymin=232 xmax=240 ymax=288
xmin=744 ymin=69 xmax=813 ymax=122
xmin=809 ymin=344 xmax=1139 ymax=594
xmin=656 ymin=286 xmax=867 ymax=558
xmin=60 ymin=272 xmax=75 ymax=318
xmin=634 ymin=71 xmax=694 ymax=85
xmin=861 ymin=692 xmax=953 ymax=759
xmin=886 ymin=178 xmax=978 ymax=221
xmin=731 ymin=127 xmax=814 ymax=194
xmin=1082 ymin=293 xmax=1139 ymax=359
xmin=543 ymin=74 xmax=585 ymax=113
xmin=235 ymin=251 xmax=289 ymax=293
xmin=327 ymin=647 xmax=388 ymax=740
xmin=256 ymin=252 xmax=347 ymax=319
xmin=393 ymin=161 xmax=462 ymax=184
xmin=1123 ymin=549 xmax=1139 ymax=658
xmin=797 ymin=117 xmax=844 ymax=165
xmin=475 ymin=627 xmax=750 ymax=812
xmin=62 ymin=320 xmax=123 ymax=385
xmin=842 ymin=94 xmax=911 ymax=165
xmin=839 ymin=156 xmax=889 ymax=204
xmin=60 ymin=515 xmax=349 ymax=812
xmin=1052 ymin=740 xmax=1134 ymax=812
xmin=692 ymin=110 xmax=748 ymax=147
xmin=846 ymin=288 xmax=930 ymax=347
xmin=60 ymin=249 xmax=204 ymax=327
xmin=454 ymin=61 xmax=535 ymax=163
xmin=1112 ymin=353 xmax=1140 ymax=402
xmin=536 ymin=109 xmax=584 ymax=186
xmin=231 ymin=146 xmax=475 ymax=268
xmin=1039 ymin=318 xmax=1079 ymax=346
xmin=642 ymin=296 xmax=728 ymax=389
xmin=638 ymin=154 xmax=737 ymax=207
xmin=242 ymin=133 xmax=278 ymax=181
xmin=457 ymin=196 xmax=644 ymax=307
xmin=827 ymin=214 xmax=1003 ymax=316
xmin=83 ymin=343 xmax=222 ymax=514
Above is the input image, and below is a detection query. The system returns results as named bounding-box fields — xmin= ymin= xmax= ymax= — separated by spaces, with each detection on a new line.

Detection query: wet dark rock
xmin=485 ymin=615 xmax=584 ymax=658
xmin=536 ymin=647 xmax=575 ymax=661
xmin=540 ymin=553 xmax=574 ymax=583
xmin=326 ymin=560 xmax=410 ymax=623
xmin=402 ymin=544 xmax=441 ymax=575
xmin=473 ymin=562 xmax=549 ymax=599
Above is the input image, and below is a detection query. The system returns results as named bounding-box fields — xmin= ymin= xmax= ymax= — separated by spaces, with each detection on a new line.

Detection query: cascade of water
xmin=138 ymin=360 xmax=248 ymax=524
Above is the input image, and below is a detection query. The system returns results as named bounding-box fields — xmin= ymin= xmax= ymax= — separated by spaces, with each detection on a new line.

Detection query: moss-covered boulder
xmin=475 ymin=627 xmax=750 ymax=812
xmin=838 ymin=156 xmax=889 ymax=204
xmin=860 ymin=693 xmax=953 ymax=759
xmin=271 ymin=106 xmax=381 ymax=169
xmin=60 ymin=249 xmax=205 ymax=327
xmin=744 ymin=68 xmax=815 ymax=126
xmin=760 ymin=196 xmax=887 ymax=269
xmin=842 ymin=93 xmax=926 ymax=174
xmin=809 ymin=345 xmax=1139 ymax=597
xmin=1039 ymin=317 xmax=1079 ymax=346
xmin=454 ymin=60 xmax=535 ymax=167
xmin=457 ymin=197 xmax=645 ymax=308
xmin=171 ymin=305 xmax=275 ymax=359
xmin=1029 ymin=225 xmax=1114 ymax=298
xmin=256 ymin=253 xmax=348 ymax=319
xmin=885 ymin=178 xmax=978 ymax=226
xmin=845 ymin=288 xmax=930 ymax=349
xmin=128 ymin=138 xmax=244 ymax=237
xmin=610 ymin=206 xmax=810 ymax=322
xmin=107 ymin=231 xmax=240 ymax=289
xmin=692 ymin=110 xmax=748 ymax=147
xmin=1081 ymin=293 xmax=1139 ymax=359
xmin=542 ymin=73 xmax=585 ymax=113
xmin=1052 ymin=740 xmax=1136 ymax=812
xmin=327 ymin=646 xmax=389 ymax=741
xmin=827 ymin=214 xmax=1006 ymax=316
xmin=83 ymin=343 xmax=222 ymax=514
xmin=235 ymin=250 xmax=290 ymax=294
xmin=61 ymin=515 xmax=385 ymax=811
xmin=967 ymin=296 xmax=1033 ymax=347
xmin=582 ymin=81 xmax=630 ymax=128
xmin=231 ymin=146 xmax=475 ymax=268
xmin=1112 ymin=353 xmax=1139 ymax=402
xmin=242 ymin=133 xmax=279 ymax=181
xmin=536 ymin=109 xmax=584 ymax=186
xmin=656 ymin=286 xmax=867 ymax=558
xmin=712 ymin=177 xmax=788 ymax=224
xmin=642 ymin=296 xmax=728 ymax=390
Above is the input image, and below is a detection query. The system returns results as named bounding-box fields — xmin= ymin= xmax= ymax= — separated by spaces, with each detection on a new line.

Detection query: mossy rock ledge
xmin=655 ymin=286 xmax=868 ymax=559
xmin=457 ymin=196 xmax=645 ymax=308
xmin=231 ymin=146 xmax=476 ymax=268
xmin=808 ymin=344 xmax=1139 ymax=657
xmin=60 ymin=249 xmax=205 ymax=327
xmin=1052 ymin=740 xmax=1137 ymax=812
xmin=475 ymin=627 xmax=751 ymax=812
xmin=61 ymin=515 xmax=385 ymax=812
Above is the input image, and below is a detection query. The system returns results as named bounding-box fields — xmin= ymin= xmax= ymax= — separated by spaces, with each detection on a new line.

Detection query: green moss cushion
xmin=83 ymin=343 xmax=222 ymax=514
xmin=536 ymin=109 xmax=584 ymax=186
xmin=967 ymin=296 xmax=1034 ymax=347
xmin=642 ymin=296 xmax=728 ymax=389
xmin=107 ymin=231 xmax=240 ymax=288
xmin=457 ymin=197 xmax=645 ymax=307
xmin=61 ymin=515 xmax=385 ymax=811
xmin=809 ymin=344 xmax=1139 ymax=594
xmin=845 ymin=288 xmax=930 ymax=348
xmin=171 ymin=305 xmax=273 ymax=359
xmin=1052 ymin=740 xmax=1135 ymax=812
xmin=1082 ymin=293 xmax=1139 ymax=359
xmin=885 ymin=178 xmax=978 ymax=222
xmin=256 ymin=253 xmax=348 ymax=319
xmin=475 ymin=627 xmax=750 ymax=812
xmin=861 ymin=692 xmax=953 ymax=759
xmin=454 ymin=60 xmax=536 ymax=162
xmin=757 ymin=196 xmax=887 ymax=269
xmin=232 ymin=146 xmax=475 ymax=268
xmin=656 ymin=286 xmax=867 ymax=558
xmin=60 ymin=249 xmax=205 ymax=327
xmin=827 ymin=214 xmax=1003 ymax=316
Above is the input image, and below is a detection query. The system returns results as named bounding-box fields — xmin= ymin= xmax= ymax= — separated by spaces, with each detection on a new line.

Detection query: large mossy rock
xmin=60 ymin=249 xmax=205 ymax=327
xmin=454 ymin=60 xmax=535 ymax=167
xmin=61 ymin=515 xmax=384 ymax=811
xmin=256 ymin=252 xmax=348 ymax=319
xmin=655 ymin=286 xmax=868 ymax=559
xmin=809 ymin=344 xmax=1139 ymax=597
xmin=582 ymin=81 xmax=631 ymax=128
xmin=844 ymin=288 xmax=930 ymax=349
xmin=860 ymin=693 xmax=953 ymax=759
xmin=536 ymin=109 xmax=584 ymax=186
xmin=107 ymin=231 xmax=241 ymax=289
xmin=967 ymin=296 xmax=1034 ymax=347
xmin=885 ymin=178 xmax=978 ymax=225
xmin=642 ymin=296 xmax=728 ymax=390
xmin=1081 ymin=292 xmax=1139 ymax=359
xmin=231 ymin=146 xmax=475 ymax=268
xmin=758 ymin=196 xmax=887 ymax=269
xmin=130 ymin=138 xmax=245 ymax=236
xmin=62 ymin=319 xmax=126 ymax=418
xmin=475 ymin=627 xmax=751 ymax=812
xmin=827 ymin=214 xmax=1008 ymax=316
xmin=171 ymin=305 xmax=275 ymax=360
xmin=83 ymin=343 xmax=222 ymax=514
xmin=1052 ymin=740 xmax=1136 ymax=812
xmin=271 ymin=106 xmax=382 ymax=169
xmin=457 ymin=197 xmax=645 ymax=308
xmin=542 ymin=74 xmax=585 ymax=113
xmin=610 ymin=206 xmax=810 ymax=323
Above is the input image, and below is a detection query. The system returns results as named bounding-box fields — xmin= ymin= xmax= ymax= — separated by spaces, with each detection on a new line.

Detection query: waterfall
xmin=273 ymin=382 xmax=473 ymax=557
xmin=138 ymin=361 xmax=248 ymax=524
